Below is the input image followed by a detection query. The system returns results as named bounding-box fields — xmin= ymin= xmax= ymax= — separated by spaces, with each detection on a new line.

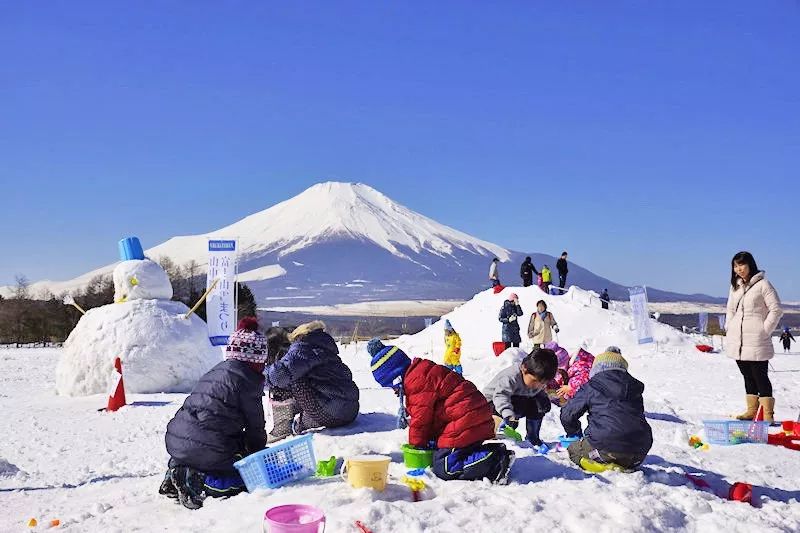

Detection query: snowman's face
xmin=113 ymin=260 xmax=173 ymax=302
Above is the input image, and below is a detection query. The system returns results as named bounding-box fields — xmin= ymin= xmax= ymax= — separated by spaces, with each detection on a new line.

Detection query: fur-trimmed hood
xmin=289 ymin=320 xmax=326 ymax=342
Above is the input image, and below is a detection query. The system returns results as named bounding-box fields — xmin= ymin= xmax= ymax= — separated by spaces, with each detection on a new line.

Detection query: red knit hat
xmin=225 ymin=317 xmax=269 ymax=363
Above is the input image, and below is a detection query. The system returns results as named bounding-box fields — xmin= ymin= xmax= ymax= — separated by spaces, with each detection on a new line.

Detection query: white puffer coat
xmin=725 ymin=272 xmax=783 ymax=361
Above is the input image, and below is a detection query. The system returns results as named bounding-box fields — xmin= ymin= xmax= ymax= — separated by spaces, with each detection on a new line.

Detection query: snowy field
xmin=2 ymin=285 xmax=800 ymax=532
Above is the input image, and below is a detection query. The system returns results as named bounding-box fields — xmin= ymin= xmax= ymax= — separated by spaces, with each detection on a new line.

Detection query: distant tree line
xmin=0 ymin=257 xmax=257 ymax=345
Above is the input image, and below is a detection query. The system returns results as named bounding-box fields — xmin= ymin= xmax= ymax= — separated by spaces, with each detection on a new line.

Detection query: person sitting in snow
xmin=544 ymin=342 xmax=594 ymax=407
xmin=442 ymin=320 xmax=463 ymax=375
xmin=482 ymin=348 xmax=558 ymax=448
xmin=367 ymin=338 xmax=514 ymax=483
xmin=161 ymin=317 xmax=268 ymax=509
xmin=528 ymin=300 xmax=559 ymax=349
xmin=560 ymin=347 xmax=653 ymax=472
xmin=499 ymin=293 xmax=523 ymax=349
xmin=264 ymin=320 xmax=360 ymax=442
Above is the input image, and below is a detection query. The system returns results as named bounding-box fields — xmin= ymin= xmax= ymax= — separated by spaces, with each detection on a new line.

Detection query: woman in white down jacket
xmin=726 ymin=251 xmax=783 ymax=422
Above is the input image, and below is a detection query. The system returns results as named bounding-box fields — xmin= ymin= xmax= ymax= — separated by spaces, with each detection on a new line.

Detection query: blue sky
xmin=1 ymin=2 xmax=798 ymax=299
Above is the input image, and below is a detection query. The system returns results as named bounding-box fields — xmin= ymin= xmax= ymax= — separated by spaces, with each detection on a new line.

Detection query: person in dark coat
xmin=560 ymin=348 xmax=653 ymax=471
xmin=520 ymin=256 xmax=538 ymax=287
xmin=499 ymin=293 xmax=523 ymax=349
xmin=780 ymin=327 xmax=795 ymax=353
xmin=556 ymin=252 xmax=569 ymax=289
xmin=367 ymin=339 xmax=514 ymax=483
xmin=161 ymin=317 xmax=268 ymax=509
xmin=600 ymin=288 xmax=610 ymax=310
xmin=264 ymin=320 xmax=360 ymax=442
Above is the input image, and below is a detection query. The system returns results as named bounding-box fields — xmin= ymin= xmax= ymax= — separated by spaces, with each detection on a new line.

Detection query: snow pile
xmin=56 ymin=299 xmax=220 ymax=395
xmin=394 ymin=284 xmax=696 ymax=389
xmin=0 ymin=458 xmax=21 ymax=478
xmin=112 ymin=259 xmax=173 ymax=301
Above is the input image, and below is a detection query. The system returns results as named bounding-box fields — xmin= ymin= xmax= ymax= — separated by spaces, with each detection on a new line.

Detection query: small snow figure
xmin=780 ymin=327 xmax=795 ymax=353
xmin=560 ymin=347 xmax=653 ymax=472
xmin=499 ymin=293 xmax=523 ymax=349
xmin=483 ymin=348 xmax=558 ymax=447
xmin=263 ymin=321 xmax=359 ymax=442
xmin=528 ymin=300 xmax=559 ymax=349
xmin=442 ymin=320 xmax=463 ymax=375
xmin=161 ymin=317 xmax=269 ymax=509
xmin=368 ymin=339 xmax=514 ymax=483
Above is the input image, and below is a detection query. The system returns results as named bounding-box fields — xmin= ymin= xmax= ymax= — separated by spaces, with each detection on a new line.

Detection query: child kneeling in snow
xmin=544 ymin=342 xmax=594 ymax=407
xmin=367 ymin=339 xmax=514 ymax=483
xmin=161 ymin=317 xmax=268 ymax=509
xmin=264 ymin=321 xmax=360 ymax=442
xmin=482 ymin=348 xmax=558 ymax=447
xmin=560 ymin=347 xmax=653 ymax=471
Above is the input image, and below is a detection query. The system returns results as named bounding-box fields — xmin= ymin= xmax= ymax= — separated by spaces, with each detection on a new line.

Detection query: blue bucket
xmin=118 ymin=237 xmax=145 ymax=261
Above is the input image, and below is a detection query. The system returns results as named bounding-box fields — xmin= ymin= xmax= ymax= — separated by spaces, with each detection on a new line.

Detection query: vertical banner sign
xmin=207 ymin=240 xmax=237 ymax=346
xmin=699 ymin=312 xmax=709 ymax=333
xmin=628 ymin=286 xmax=654 ymax=344
xmin=718 ymin=314 xmax=726 ymax=332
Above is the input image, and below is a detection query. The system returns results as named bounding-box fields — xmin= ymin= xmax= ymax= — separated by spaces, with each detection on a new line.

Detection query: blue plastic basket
xmin=234 ymin=434 xmax=317 ymax=491
xmin=702 ymin=420 xmax=769 ymax=445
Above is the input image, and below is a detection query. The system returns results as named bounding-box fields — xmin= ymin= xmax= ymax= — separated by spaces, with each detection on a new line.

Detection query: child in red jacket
xmin=367 ymin=339 xmax=514 ymax=483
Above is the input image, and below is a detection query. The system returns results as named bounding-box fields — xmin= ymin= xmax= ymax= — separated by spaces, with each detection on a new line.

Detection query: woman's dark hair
xmin=522 ymin=348 xmax=558 ymax=381
xmin=731 ymin=251 xmax=759 ymax=289
xmin=536 ymin=299 xmax=547 ymax=310
xmin=265 ymin=326 xmax=292 ymax=365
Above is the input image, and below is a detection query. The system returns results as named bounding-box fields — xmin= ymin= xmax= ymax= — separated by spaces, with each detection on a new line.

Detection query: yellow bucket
xmin=341 ymin=455 xmax=391 ymax=491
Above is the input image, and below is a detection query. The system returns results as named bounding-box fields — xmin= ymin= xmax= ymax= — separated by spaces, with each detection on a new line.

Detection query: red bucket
xmin=492 ymin=342 xmax=506 ymax=356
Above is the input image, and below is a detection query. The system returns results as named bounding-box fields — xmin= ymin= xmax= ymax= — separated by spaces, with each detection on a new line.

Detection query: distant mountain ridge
xmin=1 ymin=182 xmax=724 ymax=305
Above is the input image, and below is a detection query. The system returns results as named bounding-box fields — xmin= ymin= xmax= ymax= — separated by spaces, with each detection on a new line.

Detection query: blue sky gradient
xmin=1 ymin=2 xmax=798 ymax=298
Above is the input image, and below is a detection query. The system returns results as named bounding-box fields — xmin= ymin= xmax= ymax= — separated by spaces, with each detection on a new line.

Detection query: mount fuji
xmin=3 ymin=182 xmax=721 ymax=305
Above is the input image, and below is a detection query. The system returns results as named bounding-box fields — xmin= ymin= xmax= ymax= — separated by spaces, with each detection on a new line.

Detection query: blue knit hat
xmin=589 ymin=349 xmax=628 ymax=379
xmin=370 ymin=344 xmax=412 ymax=387
xmin=444 ymin=319 xmax=453 ymax=332
xmin=367 ymin=338 xmax=386 ymax=357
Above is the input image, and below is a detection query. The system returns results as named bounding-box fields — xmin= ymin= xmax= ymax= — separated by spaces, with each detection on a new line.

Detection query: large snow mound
xmin=56 ymin=299 xmax=220 ymax=396
xmin=396 ymin=284 xmax=697 ymax=389
xmin=113 ymin=259 xmax=173 ymax=302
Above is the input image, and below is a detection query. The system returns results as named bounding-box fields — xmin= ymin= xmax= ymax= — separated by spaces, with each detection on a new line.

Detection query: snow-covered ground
xmin=262 ymin=300 xmax=464 ymax=317
xmin=2 ymin=285 xmax=799 ymax=532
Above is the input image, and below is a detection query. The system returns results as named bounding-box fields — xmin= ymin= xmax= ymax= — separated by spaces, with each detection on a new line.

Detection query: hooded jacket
xmin=528 ymin=311 xmax=557 ymax=344
xmin=165 ymin=359 xmax=267 ymax=473
xmin=725 ymin=272 xmax=783 ymax=362
xmin=482 ymin=364 xmax=545 ymax=419
xmin=265 ymin=329 xmax=360 ymax=424
xmin=403 ymin=358 xmax=494 ymax=448
xmin=560 ymin=369 xmax=653 ymax=455
xmin=499 ymin=300 xmax=524 ymax=343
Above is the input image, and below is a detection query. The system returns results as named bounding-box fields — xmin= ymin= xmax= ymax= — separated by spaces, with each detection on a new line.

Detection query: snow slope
xmin=1 ymin=286 xmax=799 ymax=532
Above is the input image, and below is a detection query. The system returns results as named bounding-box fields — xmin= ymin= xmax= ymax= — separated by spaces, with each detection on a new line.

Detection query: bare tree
xmin=14 ymin=274 xmax=29 ymax=300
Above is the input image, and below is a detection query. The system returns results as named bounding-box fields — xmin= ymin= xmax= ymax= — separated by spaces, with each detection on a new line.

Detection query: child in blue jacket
xmin=560 ymin=348 xmax=653 ymax=471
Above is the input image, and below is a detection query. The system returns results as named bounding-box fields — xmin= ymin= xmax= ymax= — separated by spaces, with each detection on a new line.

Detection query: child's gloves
xmin=498 ymin=416 xmax=517 ymax=431
xmin=567 ymin=430 xmax=583 ymax=439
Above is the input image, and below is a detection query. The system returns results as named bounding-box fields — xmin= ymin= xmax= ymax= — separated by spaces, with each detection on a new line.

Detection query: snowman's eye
xmin=129 ymin=276 xmax=139 ymax=287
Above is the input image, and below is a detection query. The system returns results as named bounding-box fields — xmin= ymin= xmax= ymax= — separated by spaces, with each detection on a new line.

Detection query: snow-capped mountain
xmin=2 ymin=182 xmax=722 ymax=305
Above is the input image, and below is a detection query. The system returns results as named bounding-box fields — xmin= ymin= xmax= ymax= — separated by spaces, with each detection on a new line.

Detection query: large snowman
xmin=56 ymin=237 xmax=221 ymax=396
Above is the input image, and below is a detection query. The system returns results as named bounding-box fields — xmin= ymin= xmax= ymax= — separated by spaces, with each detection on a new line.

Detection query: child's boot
xmin=267 ymin=398 xmax=298 ymax=443
xmin=758 ymin=396 xmax=775 ymax=423
xmin=158 ymin=470 xmax=178 ymax=499
xmin=735 ymin=395 xmax=759 ymax=420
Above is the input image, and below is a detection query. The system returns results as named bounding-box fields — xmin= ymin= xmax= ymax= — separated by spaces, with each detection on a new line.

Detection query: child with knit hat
xmin=442 ymin=319 xmax=463 ymax=375
xmin=161 ymin=317 xmax=269 ymax=509
xmin=560 ymin=347 xmax=653 ymax=472
xmin=367 ymin=338 xmax=514 ymax=483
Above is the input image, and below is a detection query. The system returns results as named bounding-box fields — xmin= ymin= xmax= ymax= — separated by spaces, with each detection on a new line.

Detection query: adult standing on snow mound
xmin=780 ymin=327 xmax=794 ymax=354
xmin=264 ymin=320 xmax=360 ymax=441
xmin=161 ymin=317 xmax=268 ymax=509
xmin=726 ymin=251 xmax=783 ymax=423
xmin=499 ymin=293 xmax=523 ymax=349
xmin=528 ymin=300 xmax=559 ymax=349
xmin=520 ymin=256 xmax=537 ymax=287
xmin=489 ymin=257 xmax=501 ymax=288
xmin=600 ymin=288 xmax=610 ymax=310
xmin=557 ymin=252 xmax=569 ymax=289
